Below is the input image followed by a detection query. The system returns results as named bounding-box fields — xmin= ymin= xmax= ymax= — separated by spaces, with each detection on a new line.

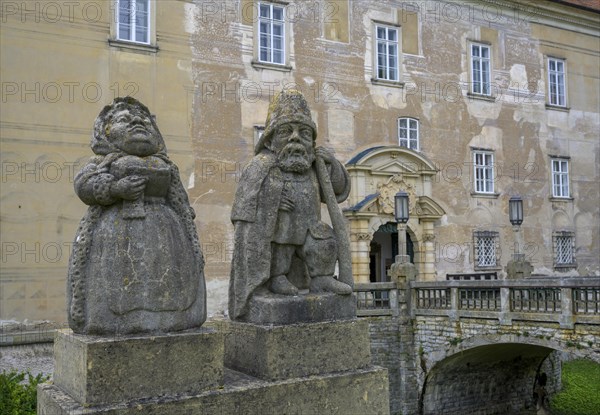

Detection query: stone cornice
xmin=477 ymin=0 xmax=600 ymax=35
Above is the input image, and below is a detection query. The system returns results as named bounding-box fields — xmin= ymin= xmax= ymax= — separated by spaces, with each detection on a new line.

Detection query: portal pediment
xmin=346 ymin=146 xmax=437 ymax=176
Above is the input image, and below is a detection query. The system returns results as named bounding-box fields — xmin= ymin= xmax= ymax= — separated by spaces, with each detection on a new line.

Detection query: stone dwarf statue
xmin=67 ymin=97 xmax=206 ymax=335
xmin=229 ymin=90 xmax=353 ymax=320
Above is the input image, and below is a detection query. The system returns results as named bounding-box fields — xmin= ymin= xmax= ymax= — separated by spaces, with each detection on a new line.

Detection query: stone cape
xmin=228 ymin=151 xmax=351 ymax=321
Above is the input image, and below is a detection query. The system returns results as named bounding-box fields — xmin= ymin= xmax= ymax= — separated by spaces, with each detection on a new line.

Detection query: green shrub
xmin=0 ymin=370 xmax=50 ymax=415
xmin=549 ymin=359 xmax=600 ymax=415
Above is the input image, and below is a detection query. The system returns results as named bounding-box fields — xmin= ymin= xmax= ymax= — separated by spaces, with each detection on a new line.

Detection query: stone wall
xmin=365 ymin=316 xmax=402 ymax=414
xmin=414 ymin=317 xmax=600 ymax=369
xmin=365 ymin=316 xmax=420 ymax=415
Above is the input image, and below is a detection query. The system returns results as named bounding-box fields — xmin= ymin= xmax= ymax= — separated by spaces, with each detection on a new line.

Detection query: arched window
xmin=398 ymin=117 xmax=419 ymax=150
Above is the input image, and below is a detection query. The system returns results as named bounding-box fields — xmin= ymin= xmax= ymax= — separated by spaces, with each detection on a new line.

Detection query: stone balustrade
xmin=355 ymin=277 xmax=600 ymax=329
xmin=413 ymin=277 xmax=600 ymax=329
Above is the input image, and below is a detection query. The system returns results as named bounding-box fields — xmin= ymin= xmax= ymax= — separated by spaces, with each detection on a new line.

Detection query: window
xmin=375 ymin=25 xmax=399 ymax=81
xmin=548 ymin=58 xmax=566 ymax=107
xmin=116 ymin=0 xmax=150 ymax=44
xmin=258 ymin=3 xmax=285 ymax=65
xmin=551 ymin=158 xmax=569 ymax=198
xmin=474 ymin=231 xmax=499 ymax=268
xmin=473 ymin=151 xmax=494 ymax=194
xmin=398 ymin=118 xmax=419 ymax=150
xmin=553 ymin=231 xmax=575 ymax=268
xmin=471 ymin=43 xmax=491 ymax=95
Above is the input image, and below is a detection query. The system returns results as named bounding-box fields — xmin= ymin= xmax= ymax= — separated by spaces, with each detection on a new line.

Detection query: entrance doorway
xmin=369 ymin=222 xmax=414 ymax=282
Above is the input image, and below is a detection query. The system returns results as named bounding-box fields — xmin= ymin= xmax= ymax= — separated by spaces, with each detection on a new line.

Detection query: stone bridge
xmin=355 ymin=277 xmax=600 ymax=415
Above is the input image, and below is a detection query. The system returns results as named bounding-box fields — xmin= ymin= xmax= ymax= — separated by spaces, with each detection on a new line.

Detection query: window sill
xmin=466 ymin=92 xmax=496 ymax=102
xmin=474 ymin=266 xmax=501 ymax=271
xmin=545 ymin=104 xmax=570 ymax=112
xmin=471 ymin=192 xmax=500 ymax=199
xmin=251 ymin=60 xmax=292 ymax=72
xmin=549 ymin=196 xmax=574 ymax=202
xmin=108 ymin=39 xmax=158 ymax=54
xmin=371 ymin=78 xmax=404 ymax=89
xmin=554 ymin=264 xmax=577 ymax=270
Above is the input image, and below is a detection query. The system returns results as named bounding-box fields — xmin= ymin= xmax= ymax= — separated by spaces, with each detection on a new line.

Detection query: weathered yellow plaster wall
xmin=1 ymin=0 xmax=195 ymax=323
xmin=1 ymin=0 xmax=598 ymax=323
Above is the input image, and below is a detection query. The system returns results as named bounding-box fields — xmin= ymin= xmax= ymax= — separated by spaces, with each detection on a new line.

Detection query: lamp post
xmin=394 ymin=191 xmax=410 ymax=264
xmin=509 ymin=196 xmax=524 ymax=261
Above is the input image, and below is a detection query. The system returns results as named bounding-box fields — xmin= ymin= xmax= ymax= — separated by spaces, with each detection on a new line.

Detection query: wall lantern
xmin=509 ymin=196 xmax=523 ymax=226
xmin=394 ymin=191 xmax=409 ymax=224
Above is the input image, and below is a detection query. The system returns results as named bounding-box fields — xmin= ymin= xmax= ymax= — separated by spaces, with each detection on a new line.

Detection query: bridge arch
xmin=418 ymin=336 xmax=597 ymax=415
xmin=424 ymin=333 xmax=595 ymax=373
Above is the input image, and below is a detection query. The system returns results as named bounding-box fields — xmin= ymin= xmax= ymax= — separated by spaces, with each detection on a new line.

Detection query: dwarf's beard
xmin=277 ymin=143 xmax=314 ymax=173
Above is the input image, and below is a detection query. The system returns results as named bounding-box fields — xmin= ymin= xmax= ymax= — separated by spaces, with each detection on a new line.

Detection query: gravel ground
xmin=0 ymin=343 xmax=55 ymax=379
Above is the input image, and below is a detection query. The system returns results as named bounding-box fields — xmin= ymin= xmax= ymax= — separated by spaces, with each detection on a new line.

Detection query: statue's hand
xmin=279 ymin=189 xmax=295 ymax=212
xmin=111 ymin=175 xmax=147 ymax=200
xmin=315 ymin=147 xmax=335 ymax=165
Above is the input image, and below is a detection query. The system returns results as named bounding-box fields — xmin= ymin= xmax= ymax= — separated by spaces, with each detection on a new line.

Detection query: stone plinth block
xmin=241 ymin=292 xmax=356 ymax=325
xmin=225 ymin=319 xmax=371 ymax=381
xmin=52 ymin=328 xmax=223 ymax=406
xmin=39 ymin=366 xmax=390 ymax=415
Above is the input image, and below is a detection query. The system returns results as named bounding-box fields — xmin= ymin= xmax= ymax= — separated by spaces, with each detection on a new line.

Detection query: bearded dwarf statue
xmin=67 ymin=97 xmax=206 ymax=335
xmin=229 ymin=90 xmax=354 ymax=321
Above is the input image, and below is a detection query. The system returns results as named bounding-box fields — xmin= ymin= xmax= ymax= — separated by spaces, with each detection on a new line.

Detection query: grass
xmin=549 ymin=359 xmax=600 ymax=415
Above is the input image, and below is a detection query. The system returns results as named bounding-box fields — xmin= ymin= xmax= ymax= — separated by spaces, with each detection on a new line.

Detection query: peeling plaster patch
xmin=576 ymin=212 xmax=593 ymax=247
xmin=177 ymin=60 xmax=192 ymax=73
xmin=465 ymin=100 xmax=502 ymax=124
xmin=546 ymin=108 xmax=570 ymax=128
xmin=421 ymin=101 xmax=433 ymax=121
xmin=303 ymin=77 xmax=315 ymax=86
xmin=188 ymin=172 xmax=195 ymax=189
xmin=328 ymin=109 xmax=355 ymax=150
xmin=468 ymin=126 xmax=503 ymax=152
xmin=184 ymin=3 xmax=199 ymax=34
xmin=552 ymin=211 xmax=571 ymax=229
xmin=513 ymin=108 xmax=547 ymax=133
xmin=510 ymin=64 xmax=528 ymax=87
xmin=206 ymin=278 xmax=229 ymax=317
xmin=527 ymin=149 xmax=536 ymax=165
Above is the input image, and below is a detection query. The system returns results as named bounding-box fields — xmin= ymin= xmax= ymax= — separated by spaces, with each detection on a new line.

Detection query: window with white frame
xmin=474 ymin=231 xmax=499 ymax=268
xmin=375 ymin=25 xmax=399 ymax=81
xmin=473 ymin=151 xmax=494 ymax=194
xmin=398 ymin=118 xmax=419 ymax=150
xmin=553 ymin=231 xmax=575 ymax=267
xmin=551 ymin=158 xmax=570 ymax=198
xmin=258 ymin=3 xmax=285 ymax=65
xmin=116 ymin=0 xmax=150 ymax=44
xmin=548 ymin=58 xmax=566 ymax=107
xmin=471 ymin=43 xmax=491 ymax=95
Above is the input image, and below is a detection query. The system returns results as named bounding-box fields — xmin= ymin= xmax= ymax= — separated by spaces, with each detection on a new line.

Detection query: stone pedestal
xmin=39 ymin=320 xmax=390 ymax=414
xmin=49 ymin=328 xmax=223 ymax=406
xmin=225 ymin=319 xmax=371 ymax=380
xmin=241 ymin=292 xmax=356 ymax=325
xmin=506 ymin=258 xmax=534 ymax=279
xmin=39 ymin=366 xmax=389 ymax=414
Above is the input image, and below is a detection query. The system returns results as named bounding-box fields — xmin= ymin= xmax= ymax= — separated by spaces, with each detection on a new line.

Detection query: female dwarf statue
xmin=67 ymin=97 xmax=206 ymax=335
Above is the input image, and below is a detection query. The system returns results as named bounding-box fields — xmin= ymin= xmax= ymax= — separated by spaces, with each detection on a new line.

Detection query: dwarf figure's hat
xmin=255 ymin=89 xmax=317 ymax=154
